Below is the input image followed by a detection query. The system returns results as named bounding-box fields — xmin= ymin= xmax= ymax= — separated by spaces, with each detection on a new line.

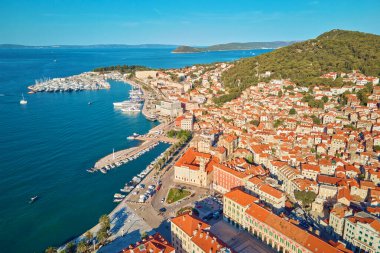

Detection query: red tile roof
xmin=122 ymin=233 xmax=175 ymax=253
xmin=245 ymin=203 xmax=344 ymax=253
xmin=224 ymin=188 xmax=258 ymax=207
xmin=171 ymin=213 xmax=209 ymax=237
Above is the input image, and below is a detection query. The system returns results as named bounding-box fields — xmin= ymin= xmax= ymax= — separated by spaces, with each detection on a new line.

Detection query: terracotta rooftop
xmin=171 ymin=213 xmax=210 ymax=237
xmin=245 ymin=203 xmax=344 ymax=253
xmin=121 ymin=233 xmax=175 ymax=253
xmin=224 ymin=188 xmax=258 ymax=207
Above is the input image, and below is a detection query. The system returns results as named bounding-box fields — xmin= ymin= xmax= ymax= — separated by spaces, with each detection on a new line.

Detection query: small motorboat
xmin=29 ymin=196 xmax=38 ymax=204
xmin=88 ymin=101 xmax=93 ymax=105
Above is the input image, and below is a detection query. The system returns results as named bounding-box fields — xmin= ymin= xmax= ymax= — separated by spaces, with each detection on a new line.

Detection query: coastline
xmin=58 ymin=76 xmax=172 ymax=252
xmin=171 ymin=47 xmax=277 ymax=54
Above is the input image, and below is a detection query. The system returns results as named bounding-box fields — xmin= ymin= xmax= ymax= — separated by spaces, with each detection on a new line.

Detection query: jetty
xmin=94 ymin=140 xmax=158 ymax=170
xmin=93 ymin=122 xmax=177 ymax=172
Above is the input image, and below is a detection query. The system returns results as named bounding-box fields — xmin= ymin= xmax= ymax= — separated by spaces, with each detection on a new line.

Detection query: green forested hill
xmin=221 ymin=30 xmax=380 ymax=94
xmin=172 ymin=41 xmax=295 ymax=53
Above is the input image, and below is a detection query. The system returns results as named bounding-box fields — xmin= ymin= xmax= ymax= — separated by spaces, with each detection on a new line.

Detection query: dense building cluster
xmin=124 ymin=64 xmax=380 ymax=253
xmin=166 ymin=65 xmax=379 ymax=252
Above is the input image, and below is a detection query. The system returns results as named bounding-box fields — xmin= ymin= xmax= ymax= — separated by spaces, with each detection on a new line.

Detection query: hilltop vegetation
xmin=221 ymin=30 xmax=380 ymax=95
xmin=93 ymin=65 xmax=152 ymax=75
xmin=172 ymin=46 xmax=202 ymax=53
xmin=172 ymin=41 xmax=295 ymax=53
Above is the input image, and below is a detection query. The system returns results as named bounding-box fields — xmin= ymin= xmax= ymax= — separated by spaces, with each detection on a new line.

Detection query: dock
xmin=94 ymin=140 xmax=158 ymax=170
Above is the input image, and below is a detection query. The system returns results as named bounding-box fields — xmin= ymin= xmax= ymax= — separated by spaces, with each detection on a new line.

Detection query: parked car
xmin=159 ymin=207 xmax=167 ymax=213
xmin=161 ymin=197 xmax=165 ymax=203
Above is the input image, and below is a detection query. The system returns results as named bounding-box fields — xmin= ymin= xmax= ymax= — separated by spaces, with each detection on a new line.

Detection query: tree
xmin=289 ymin=108 xmax=297 ymax=115
xmin=250 ymin=120 xmax=260 ymax=126
xmin=99 ymin=215 xmax=110 ymax=231
xmin=45 ymin=247 xmax=57 ymax=253
xmin=76 ymin=241 xmax=87 ymax=253
xmin=278 ymin=90 xmax=283 ymax=98
xmin=374 ymin=145 xmax=380 ymax=152
xmin=245 ymin=155 xmax=254 ymax=164
xmin=273 ymin=119 xmax=283 ymax=128
xmin=96 ymin=229 xmax=108 ymax=244
xmin=65 ymin=242 xmax=75 ymax=253
xmin=294 ymin=190 xmax=317 ymax=207
xmin=141 ymin=231 xmax=148 ymax=239
xmin=311 ymin=115 xmax=321 ymax=124
xmin=322 ymin=95 xmax=329 ymax=103
xmin=85 ymin=231 xmax=93 ymax=243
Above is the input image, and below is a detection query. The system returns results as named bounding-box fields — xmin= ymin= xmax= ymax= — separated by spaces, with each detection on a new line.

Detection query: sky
xmin=0 ymin=0 xmax=379 ymax=46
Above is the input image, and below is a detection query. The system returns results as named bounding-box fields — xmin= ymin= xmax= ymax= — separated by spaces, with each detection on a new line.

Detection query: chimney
xmin=193 ymin=229 xmax=198 ymax=236
xmin=206 ymin=232 xmax=209 ymax=239
xmin=183 ymin=216 xmax=186 ymax=221
xmin=198 ymin=223 xmax=202 ymax=229
xmin=200 ymin=232 xmax=203 ymax=238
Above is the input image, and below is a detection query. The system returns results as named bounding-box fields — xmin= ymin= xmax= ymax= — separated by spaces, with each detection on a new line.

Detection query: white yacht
xmin=20 ymin=94 xmax=27 ymax=104
xmin=121 ymin=106 xmax=141 ymax=113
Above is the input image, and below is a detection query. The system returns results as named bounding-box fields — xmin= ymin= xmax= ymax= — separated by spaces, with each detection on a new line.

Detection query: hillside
xmin=172 ymin=41 xmax=295 ymax=53
xmin=221 ymin=29 xmax=380 ymax=95
xmin=172 ymin=46 xmax=202 ymax=53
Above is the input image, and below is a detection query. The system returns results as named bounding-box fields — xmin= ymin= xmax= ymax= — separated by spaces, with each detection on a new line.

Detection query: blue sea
xmin=0 ymin=47 xmax=272 ymax=253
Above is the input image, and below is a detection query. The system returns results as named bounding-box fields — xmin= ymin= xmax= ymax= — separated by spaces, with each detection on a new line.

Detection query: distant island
xmin=172 ymin=41 xmax=296 ymax=53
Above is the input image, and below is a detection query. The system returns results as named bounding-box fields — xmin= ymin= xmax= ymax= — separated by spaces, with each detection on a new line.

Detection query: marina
xmin=27 ymin=72 xmax=111 ymax=93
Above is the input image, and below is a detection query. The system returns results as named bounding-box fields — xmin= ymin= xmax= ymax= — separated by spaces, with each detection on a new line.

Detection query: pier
xmin=94 ymin=140 xmax=158 ymax=170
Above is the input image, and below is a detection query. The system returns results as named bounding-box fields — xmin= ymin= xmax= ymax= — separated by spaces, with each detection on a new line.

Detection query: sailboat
xmin=20 ymin=93 xmax=27 ymax=104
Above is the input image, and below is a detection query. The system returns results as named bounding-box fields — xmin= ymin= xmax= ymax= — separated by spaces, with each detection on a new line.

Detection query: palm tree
xmin=65 ymin=242 xmax=75 ymax=253
xmin=97 ymin=229 xmax=108 ymax=244
xmin=85 ymin=231 xmax=93 ymax=244
xmin=99 ymin=214 xmax=110 ymax=231
xmin=76 ymin=240 xmax=87 ymax=253
xmin=45 ymin=247 xmax=57 ymax=253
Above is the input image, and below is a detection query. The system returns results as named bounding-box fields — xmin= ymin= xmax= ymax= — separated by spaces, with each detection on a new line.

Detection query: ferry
xmin=121 ymin=106 xmax=141 ymax=113
xmin=113 ymin=100 xmax=141 ymax=108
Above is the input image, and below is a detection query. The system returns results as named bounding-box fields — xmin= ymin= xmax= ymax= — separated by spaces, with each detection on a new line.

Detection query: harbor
xmin=27 ymin=72 xmax=112 ymax=93
xmin=91 ymin=123 xmax=177 ymax=174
